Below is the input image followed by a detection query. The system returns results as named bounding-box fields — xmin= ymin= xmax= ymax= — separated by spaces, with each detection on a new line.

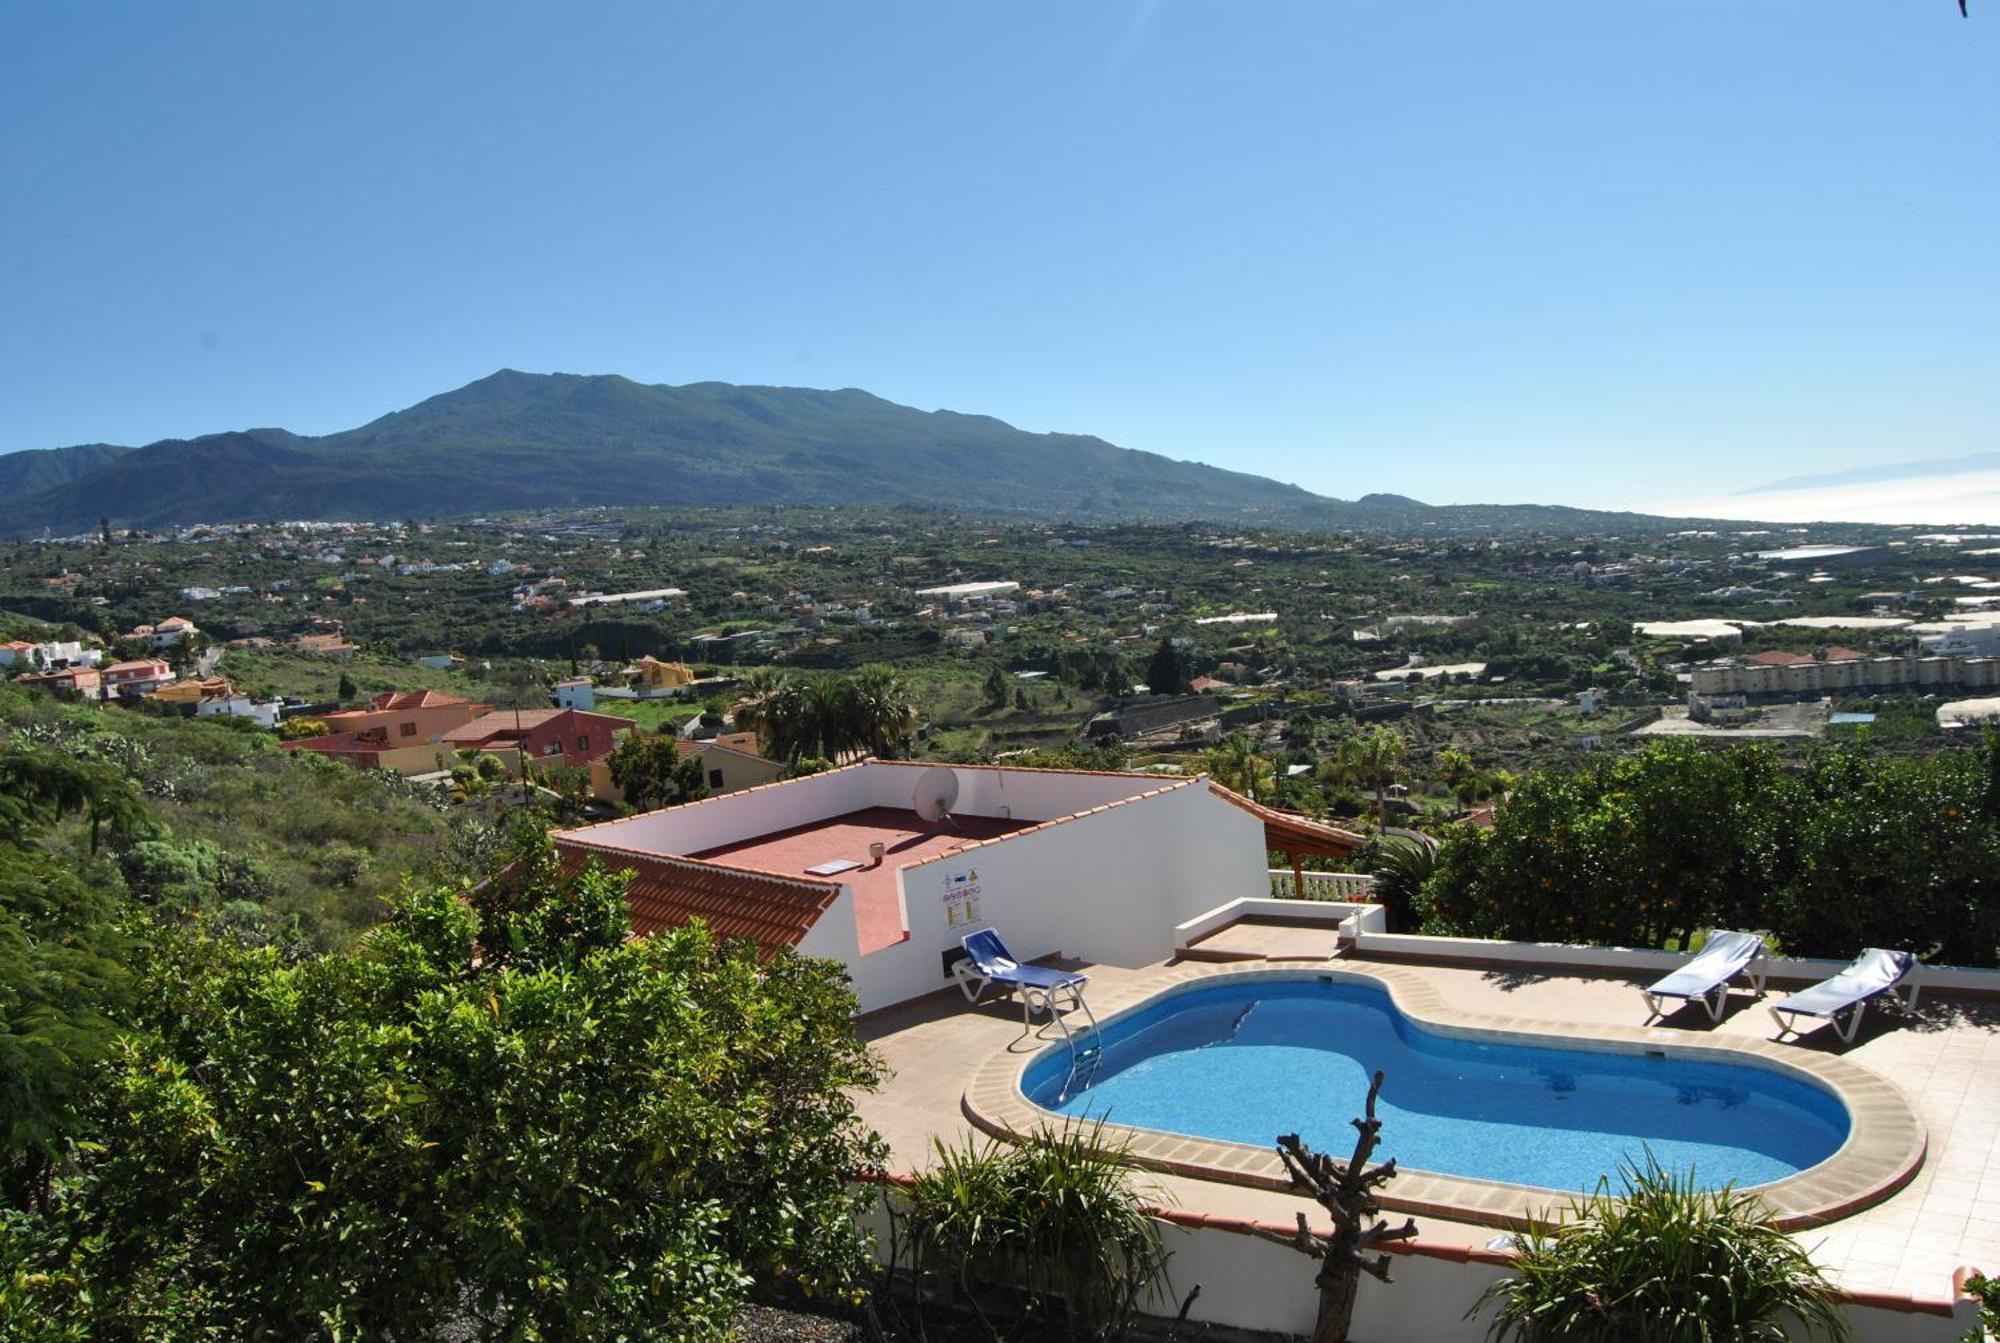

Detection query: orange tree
xmin=1422 ymin=741 xmax=1791 ymax=950
xmin=2 ymin=848 xmax=883 ymax=1341
xmin=1422 ymin=737 xmax=2000 ymax=967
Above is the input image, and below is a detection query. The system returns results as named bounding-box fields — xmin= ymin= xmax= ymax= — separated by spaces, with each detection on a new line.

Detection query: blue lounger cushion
xmin=962 ymin=928 xmax=1084 ymax=989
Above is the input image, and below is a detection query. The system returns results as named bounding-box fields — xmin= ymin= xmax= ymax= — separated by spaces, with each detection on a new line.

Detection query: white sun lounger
xmin=1641 ymin=930 xmax=1768 ymax=1022
xmin=1769 ymin=948 xmax=1922 ymax=1044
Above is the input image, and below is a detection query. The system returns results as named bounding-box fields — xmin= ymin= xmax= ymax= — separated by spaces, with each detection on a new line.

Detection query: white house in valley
xmin=552 ymin=760 xmax=1362 ymax=1013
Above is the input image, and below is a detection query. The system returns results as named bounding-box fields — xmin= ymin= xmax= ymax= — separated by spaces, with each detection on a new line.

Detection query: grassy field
xmin=589 ymin=697 xmax=706 ymax=733
xmin=215 ymin=647 xmax=544 ymax=708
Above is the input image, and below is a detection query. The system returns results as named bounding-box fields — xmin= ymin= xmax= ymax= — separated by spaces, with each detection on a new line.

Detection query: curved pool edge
xmin=961 ymin=960 xmax=1927 ymax=1232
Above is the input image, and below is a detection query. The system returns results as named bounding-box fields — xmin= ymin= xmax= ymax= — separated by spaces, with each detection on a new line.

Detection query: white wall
xmin=795 ymin=887 xmax=862 ymax=966
xmin=1356 ymin=932 xmax=2000 ymax=996
xmin=857 ymin=762 xmax=1167 ymax=823
xmin=571 ymin=765 xmax=875 ymax=854
xmin=1174 ymin=895 xmax=1384 ymax=948
xmin=1141 ymin=1223 xmax=1972 ymax=1342
xmin=844 ymin=781 xmax=1268 ymax=1013
xmin=856 ymin=1194 xmax=1974 ymax=1342
xmin=576 ymin=762 xmax=1173 ymax=861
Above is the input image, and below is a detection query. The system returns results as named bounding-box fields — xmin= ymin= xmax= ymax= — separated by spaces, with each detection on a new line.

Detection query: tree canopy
xmin=606 ymin=731 xmax=710 ymax=812
xmin=1423 ymin=737 xmax=2000 ymax=965
xmin=1 ymin=836 xmax=885 ymax=1341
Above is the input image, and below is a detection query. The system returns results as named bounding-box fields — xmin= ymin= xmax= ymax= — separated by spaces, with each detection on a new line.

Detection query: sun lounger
xmin=954 ymin=927 xmax=1089 ymax=1033
xmin=1641 ymin=930 xmax=1768 ymax=1022
xmin=1769 ymin=948 xmax=1921 ymax=1044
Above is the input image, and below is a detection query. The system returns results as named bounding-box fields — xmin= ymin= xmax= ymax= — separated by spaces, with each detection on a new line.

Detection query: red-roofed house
xmin=1745 ymin=650 xmax=1816 ymax=667
xmin=103 ymin=659 xmax=175 ymax=698
xmin=150 ymin=616 xmax=199 ymax=648
xmin=14 ymin=666 xmax=101 ymax=699
xmin=284 ymin=690 xmax=493 ymax=772
xmin=440 ymin=707 xmax=635 ymax=771
xmin=554 ymin=760 xmax=1367 ymax=1011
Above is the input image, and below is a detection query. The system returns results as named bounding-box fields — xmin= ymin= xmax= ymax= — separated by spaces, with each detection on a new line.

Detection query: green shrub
xmin=896 ymin=1124 xmax=1168 ymax=1341
xmin=1965 ymin=1271 xmax=1998 ymax=1343
xmin=1423 ymin=738 xmax=2000 ymax=966
xmin=1473 ymin=1158 xmax=1850 ymax=1343
xmin=4 ymin=855 xmax=885 ymax=1342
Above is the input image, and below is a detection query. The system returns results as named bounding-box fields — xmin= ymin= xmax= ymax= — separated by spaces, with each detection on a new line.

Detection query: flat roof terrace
xmin=690 ymin=806 xmax=1033 ymax=953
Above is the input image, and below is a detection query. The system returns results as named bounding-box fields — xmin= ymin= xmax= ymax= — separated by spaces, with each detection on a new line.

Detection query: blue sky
xmin=2 ymin=2 xmax=1994 ymax=511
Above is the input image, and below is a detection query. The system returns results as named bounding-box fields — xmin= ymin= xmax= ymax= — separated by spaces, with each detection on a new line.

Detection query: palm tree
xmin=1207 ymin=732 xmax=1273 ymax=804
xmin=0 ymin=749 xmax=148 ymax=854
xmin=850 ymin=665 xmax=918 ymax=758
xmin=1331 ymin=726 xmax=1406 ymax=825
xmin=760 ymin=675 xmax=861 ymax=763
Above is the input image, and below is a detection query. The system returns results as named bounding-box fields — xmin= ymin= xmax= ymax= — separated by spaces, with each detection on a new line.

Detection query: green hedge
xmin=1422 ymin=738 xmax=2000 ymax=967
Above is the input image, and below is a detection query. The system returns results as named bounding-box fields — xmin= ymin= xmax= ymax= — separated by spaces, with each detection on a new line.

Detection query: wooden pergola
xmin=1209 ymin=784 xmax=1368 ymax=896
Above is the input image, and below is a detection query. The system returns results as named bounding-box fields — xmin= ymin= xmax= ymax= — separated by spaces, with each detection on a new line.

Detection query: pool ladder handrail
xmin=1051 ymin=990 xmax=1102 ymax=1101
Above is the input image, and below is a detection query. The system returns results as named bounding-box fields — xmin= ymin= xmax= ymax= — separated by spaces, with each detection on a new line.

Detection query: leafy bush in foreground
xmin=2 ymin=846 xmax=884 ymax=1342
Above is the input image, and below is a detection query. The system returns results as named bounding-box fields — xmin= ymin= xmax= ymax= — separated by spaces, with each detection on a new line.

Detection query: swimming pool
xmin=1024 ymin=977 xmax=1850 ymax=1194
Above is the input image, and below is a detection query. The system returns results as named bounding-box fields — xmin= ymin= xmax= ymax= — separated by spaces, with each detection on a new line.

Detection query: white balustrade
xmin=1267 ymin=869 xmax=1376 ymax=901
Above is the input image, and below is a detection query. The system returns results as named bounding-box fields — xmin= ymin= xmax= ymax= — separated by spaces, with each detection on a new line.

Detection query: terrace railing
xmin=1268 ymin=869 xmax=1376 ymax=902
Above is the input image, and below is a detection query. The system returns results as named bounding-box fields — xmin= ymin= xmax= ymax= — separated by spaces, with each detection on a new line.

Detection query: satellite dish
xmin=913 ymin=766 xmax=961 ymax=824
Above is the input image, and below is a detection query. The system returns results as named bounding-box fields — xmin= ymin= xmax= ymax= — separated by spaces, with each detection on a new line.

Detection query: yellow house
xmin=624 ymin=656 xmax=696 ymax=695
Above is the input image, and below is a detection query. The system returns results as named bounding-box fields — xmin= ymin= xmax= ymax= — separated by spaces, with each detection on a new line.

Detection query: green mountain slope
xmin=0 ymin=371 xmax=1331 ymax=534
xmin=0 ymin=443 xmax=132 ymax=501
xmin=0 ymin=370 xmax=1724 ymax=535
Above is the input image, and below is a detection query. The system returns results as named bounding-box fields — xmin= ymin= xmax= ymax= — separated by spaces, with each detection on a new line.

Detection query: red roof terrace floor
xmin=689 ymin=806 xmax=1033 ymax=954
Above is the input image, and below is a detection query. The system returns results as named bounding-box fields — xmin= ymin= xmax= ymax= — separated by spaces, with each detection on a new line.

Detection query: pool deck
xmin=854 ymin=934 xmax=2000 ymax=1301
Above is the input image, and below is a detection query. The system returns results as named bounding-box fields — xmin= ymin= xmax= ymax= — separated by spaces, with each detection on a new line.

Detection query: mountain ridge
xmin=0 ymin=371 xmax=1711 ymax=535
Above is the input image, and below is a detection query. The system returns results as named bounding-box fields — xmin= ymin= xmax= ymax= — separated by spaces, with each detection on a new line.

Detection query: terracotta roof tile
xmin=441 ymin=708 xmax=568 ymax=741
xmin=1208 ymin=782 xmax=1367 ymax=855
xmin=555 ymin=839 xmax=842 ymax=959
xmin=373 ymin=689 xmax=471 ymax=710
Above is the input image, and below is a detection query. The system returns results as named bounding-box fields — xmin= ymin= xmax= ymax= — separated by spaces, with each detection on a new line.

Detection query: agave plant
xmin=1473 ymin=1156 xmax=1850 ymax=1343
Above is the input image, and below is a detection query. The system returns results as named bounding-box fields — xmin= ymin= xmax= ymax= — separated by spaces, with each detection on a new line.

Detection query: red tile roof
xmin=371 ymin=689 xmax=471 ymax=710
xmin=1745 ymin=649 xmax=1816 ymax=666
xmin=555 ymin=840 xmax=842 ymax=958
xmin=688 ymin=806 xmax=1032 ymax=953
xmin=104 ymin=659 xmax=172 ymax=676
xmin=1209 ymin=783 xmax=1367 ymax=856
xmin=440 ymin=708 xmax=567 ymax=741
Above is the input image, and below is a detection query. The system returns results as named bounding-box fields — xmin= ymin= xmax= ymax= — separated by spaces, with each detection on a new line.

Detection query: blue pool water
xmin=1027 ymin=979 xmax=1848 ymax=1193
xmin=1829 ymin=712 xmax=1878 ymax=725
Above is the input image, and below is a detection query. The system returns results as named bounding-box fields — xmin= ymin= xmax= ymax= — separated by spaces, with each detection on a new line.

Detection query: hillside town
xmin=9 ymin=510 xmax=2000 ymax=818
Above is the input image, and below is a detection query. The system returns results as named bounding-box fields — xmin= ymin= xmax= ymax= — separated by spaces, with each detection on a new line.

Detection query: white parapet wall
xmin=1353 ymin=931 xmax=2000 ymax=996
xmin=859 ymin=1184 xmax=1977 ymax=1341
xmin=564 ymin=760 xmax=1182 ymax=861
xmin=1175 ymin=895 xmax=1387 ymax=950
